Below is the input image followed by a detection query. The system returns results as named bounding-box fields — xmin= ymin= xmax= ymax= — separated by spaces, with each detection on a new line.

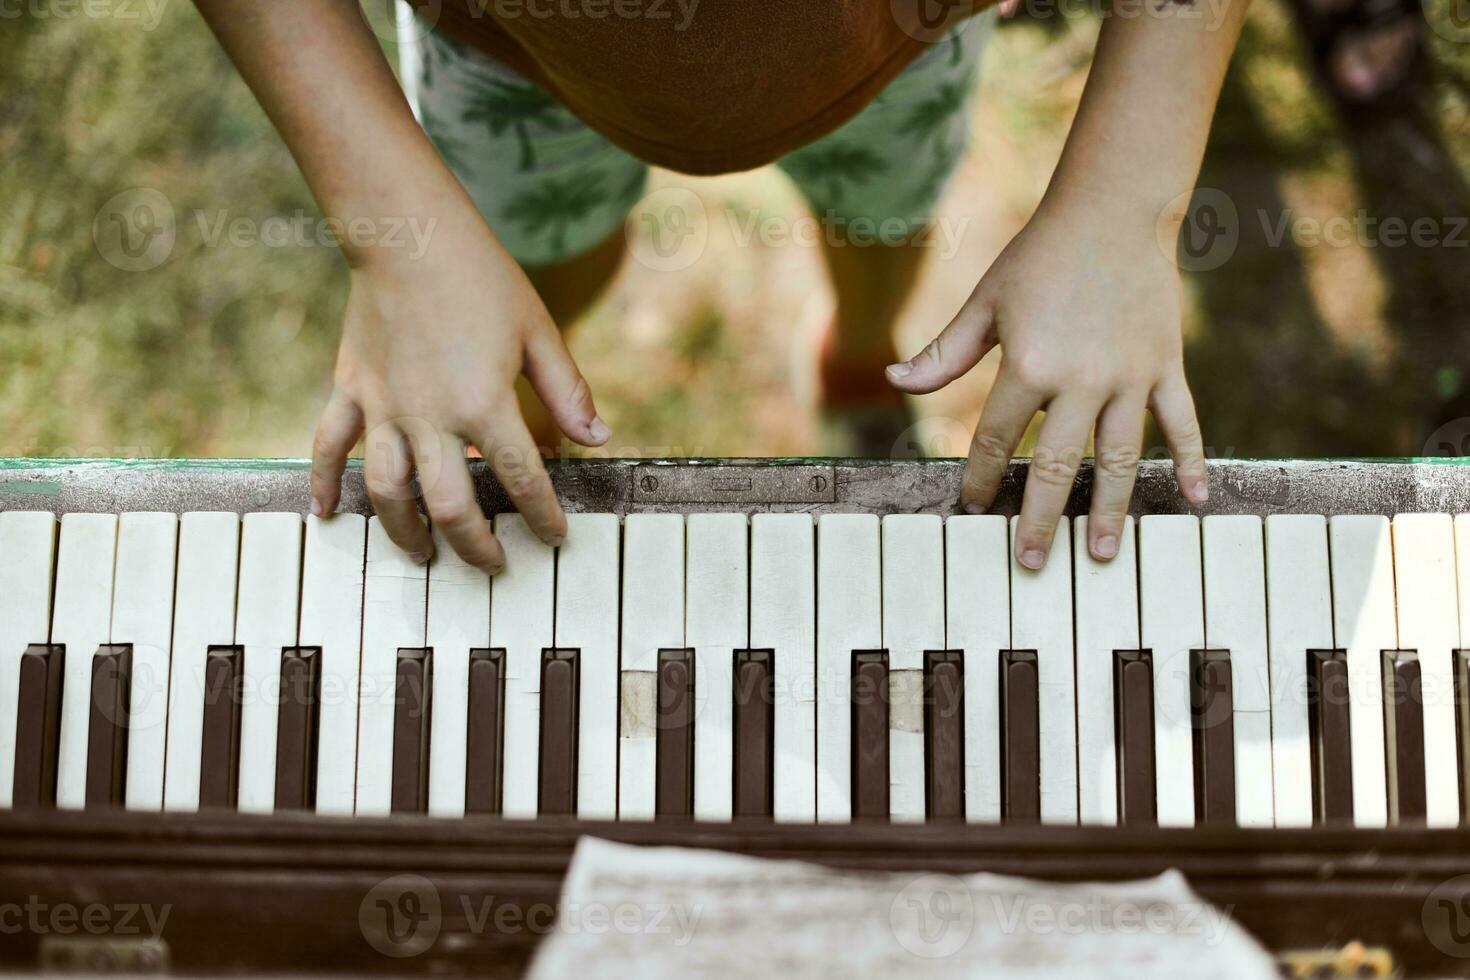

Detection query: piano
xmin=2 ymin=456 xmax=1470 ymax=976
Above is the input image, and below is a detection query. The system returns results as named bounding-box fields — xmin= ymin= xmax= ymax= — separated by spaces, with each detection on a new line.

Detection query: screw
xmin=639 ymin=475 xmax=659 ymax=494
xmin=810 ymin=475 xmax=829 ymax=494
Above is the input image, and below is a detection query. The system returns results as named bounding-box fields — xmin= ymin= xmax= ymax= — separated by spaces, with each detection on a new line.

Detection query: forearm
xmin=1046 ymin=0 xmax=1251 ymax=215
xmin=193 ymin=0 xmax=477 ymax=264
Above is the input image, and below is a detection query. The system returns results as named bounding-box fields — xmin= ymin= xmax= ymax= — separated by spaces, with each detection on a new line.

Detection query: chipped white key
xmin=423 ymin=522 xmax=490 ymax=818
xmin=687 ymin=514 xmax=748 ymax=822
xmin=752 ymin=514 xmax=816 ymax=822
xmin=110 ymin=513 xmax=178 ymax=811
xmin=0 ymin=512 xmax=57 ymax=809
xmin=1073 ymin=516 xmax=1139 ymax=826
xmin=1009 ymin=517 xmax=1076 ymax=824
xmin=1264 ymin=515 xmax=1333 ymax=828
xmin=882 ymin=514 xmax=943 ymax=823
xmin=946 ymin=515 xmax=1009 ymax=823
xmin=815 ymin=514 xmax=878 ymax=823
xmin=492 ymin=514 xmax=555 ymax=819
xmin=53 ymin=513 xmax=118 ymax=810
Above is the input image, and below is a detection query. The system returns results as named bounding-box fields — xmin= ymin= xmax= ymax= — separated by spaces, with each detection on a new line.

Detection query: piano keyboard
xmin=6 ymin=470 xmax=1470 ymax=830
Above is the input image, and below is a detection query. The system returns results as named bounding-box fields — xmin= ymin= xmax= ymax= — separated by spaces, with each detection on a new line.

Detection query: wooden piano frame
xmin=4 ymin=456 xmax=1470 ymax=975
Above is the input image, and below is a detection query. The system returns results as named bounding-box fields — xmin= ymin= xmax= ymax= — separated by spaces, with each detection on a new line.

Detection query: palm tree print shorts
xmin=399 ymin=12 xmax=993 ymax=268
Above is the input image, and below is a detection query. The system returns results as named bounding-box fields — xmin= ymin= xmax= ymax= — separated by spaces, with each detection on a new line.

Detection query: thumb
xmin=522 ymin=322 xmax=611 ymax=448
xmin=886 ymin=292 xmax=998 ymax=395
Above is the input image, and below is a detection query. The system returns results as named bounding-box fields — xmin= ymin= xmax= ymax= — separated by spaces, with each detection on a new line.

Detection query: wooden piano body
xmin=4 ymin=456 xmax=1470 ymax=976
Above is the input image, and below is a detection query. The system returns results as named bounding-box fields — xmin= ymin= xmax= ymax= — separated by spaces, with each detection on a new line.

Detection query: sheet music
xmin=527 ymin=837 xmax=1276 ymax=979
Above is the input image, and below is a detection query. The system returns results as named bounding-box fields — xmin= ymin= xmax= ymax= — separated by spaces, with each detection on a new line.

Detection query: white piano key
xmin=234 ymin=513 xmax=302 ymax=814
xmin=554 ymin=513 xmax=620 ymax=820
xmin=1073 ymin=516 xmax=1139 ymax=826
xmin=53 ymin=513 xmax=118 ymax=810
xmin=815 ymin=514 xmax=878 ymax=823
xmin=1457 ymin=515 xmax=1470 ymax=651
xmin=492 ymin=514 xmax=555 ymax=819
xmin=1202 ymin=515 xmax=1274 ymax=828
xmin=356 ymin=517 xmax=427 ymax=816
xmin=110 ymin=513 xmax=178 ymax=811
xmin=1138 ymin=515 xmax=1202 ymax=827
xmin=619 ymin=514 xmax=685 ymax=821
xmin=299 ymin=514 xmax=367 ymax=816
xmin=424 ymin=521 xmax=489 ymax=818
xmin=0 ymin=512 xmax=57 ymax=809
xmin=1328 ymin=515 xmax=1392 ymax=828
xmin=1009 ymin=517 xmax=1076 ymax=824
xmin=1264 ymin=515 xmax=1333 ymax=828
xmin=1391 ymin=512 xmax=1460 ymax=827
xmin=882 ymin=514 xmax=944 ymax=823
xmin=945 ymin=515 xmax=1009 ymax=824
xmin=752 ymin=513 xmax=816 ymax=822
xmin=162 ymin=513 xmax=240 ymax=811
xmin=686 ymin=513 xmax=747 ymax=823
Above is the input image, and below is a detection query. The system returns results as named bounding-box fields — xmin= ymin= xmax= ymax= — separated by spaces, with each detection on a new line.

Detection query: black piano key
xmin=465 ymin=648 xmax=505 ymax=815
xmin=198 ymin=645 xmax=243 ymax=809
xmin=1455 ymin=650 xmax=1470 ymax=822
xmin=1307 ymin=649 xmax=1354 ymax=824
xmin=391 ymin=648 xmax=433 ymax=815
xmin=539 ymin=648 xmax=580 ymax=816
xmin=275 ymin=647 xmax=322 ymax=812
xmin=655 ymin=648 xmax=694 ymax=820
xmin=86 ymin=645 xmax=133 ymax=809
xmin=732 ymin=649 xmax=774 ymax=819
xmin=851 ymin=650 xmax=890 ymax=820
xmin=1114 ymin=649 xmax=1156 ymax=826
xmin=924 ymin=649 xmax=964 ymax=821
xmin=999 ymin=649 xmax=1040 ymax=823
xmin=1382 ymin=649 xmax=1426 ymax=824
xmin=1191 ymin=649 xmax=1236 ymax=825
xmin=12 ymin=644 xmax=64 ymax=809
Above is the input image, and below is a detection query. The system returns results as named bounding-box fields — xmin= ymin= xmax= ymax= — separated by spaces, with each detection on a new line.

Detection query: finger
xmin=310 ymin=392 xmax=364 ymax=517
xmin=1150 ymin=371 xmax=1209 ymax=504
xmin=1015 ymin=392 xmax=1102 ymax=570
xmin=960 ymin=369 xmax=1045 ymax=514
xmin=1087 ymin=393 xmax=1146 ymax=561
xmin=522 ymin=324 xmax=610 ymax=448
xmin=364 ymin=423 xmax=434 ymax=563
xmin=999 ymin=0 xmax=1022 ymax=16
xmin=476 ymin=415 xmax=568 ymax=547
xmin=886 ymin=292 xmax=998 ymax=395
xmin=421 ymin=433 xmax=505 ymax=575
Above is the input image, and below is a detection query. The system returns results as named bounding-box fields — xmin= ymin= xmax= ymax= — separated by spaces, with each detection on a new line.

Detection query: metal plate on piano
xmin=3 ymin=457 xmax=1470 ymax=517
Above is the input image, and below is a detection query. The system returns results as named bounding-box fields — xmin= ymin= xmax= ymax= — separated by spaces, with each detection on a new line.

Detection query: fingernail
xmin=1094 ymin=535 xmax=1118 ymax=559
xmin=1020 ymin=548 xmax=1046 ymax=570
xmin=483 ymin=562 xmax=505 ymax=576
xmin=587 ymin=416 xmax=610 ymax=444
xmin=964 ymin=501 xmax=985 ymax=516
xmin=1190 ymin=482 xmax=1210 ymax=504
xmin=409 ymin=550 xmax=431 ymax=565
xmin=885 ymin=362 xmax=913 ymax=380
xmin=546 ymin=534 xmax=565 ymax=549
xmin=310 ymin=496 xmax=325 ymax=518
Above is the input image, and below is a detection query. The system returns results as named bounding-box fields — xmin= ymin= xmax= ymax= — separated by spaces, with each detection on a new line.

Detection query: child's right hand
xmin=308 ymin=214 xmax=610 ymax=574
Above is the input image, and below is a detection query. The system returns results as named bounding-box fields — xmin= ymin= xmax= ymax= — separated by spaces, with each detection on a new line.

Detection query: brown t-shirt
xmin=407 ymin=0 xmax=988 ymax=175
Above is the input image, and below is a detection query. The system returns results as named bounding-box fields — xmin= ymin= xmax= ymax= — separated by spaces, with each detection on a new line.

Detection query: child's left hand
xmin=885 ymin=190 xmax=1209 ymax=570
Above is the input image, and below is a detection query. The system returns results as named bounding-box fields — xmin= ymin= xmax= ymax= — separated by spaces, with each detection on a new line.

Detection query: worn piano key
xmin=1308 ymin=649 xmax=1354 ymax=823
xmin=12 ymin=645 xmax=64 ymax=809
xmin=945 ymin=515 xmax=1009 ymax=824
xmin=1456 ymin=649 xmax=1470 ymax=822
xmin=882 ymin=515 xmax=943 ymax=823
xmin=851 ymin=650 xmax=889 ymax=820
xmin=465 ymin=648 xmax=505 ymax=815
xmin=999 ymin=650 xmax=1040 ymax=823
xmin=687 ymin=514 xmax=748 ymax=823
xmin=1382 ymin=649 xmax=1427 ymax=824
xmin=275 ymin=647 xmax=321 ymax=812
xmin=816 ymin=514 xmax=879 ymax=824
xmin=655 ymin=648 xmax=694 ymax=820
xmin=425 ymin=523 xmax=490 ymax=819
xmin=0 ymin=512 xmax=57 ymax=810
xmin=539 ymin=649 xmax=579 ymax=816
xmin=924 ymin=650 xmax=964 ymax=821
xmin=1191 ymin=649 xmax=1236 ymax=825
xmin=1074 ymin=516 xmax=1140 ymax=826
xmin=391 ymin=648 xmax=433 ymax=815
xmin=1114 ymin=650 xmax=1156 ymax=826
xmin=733 ymin=649 xmax=775 ymax=819
xmin=86 ymin=645 xmax=133 ymax=809
xmin=198 ymin=645 xmax=242 ymax=810
xmin=53 ymin=514 xmax=118 ymax=810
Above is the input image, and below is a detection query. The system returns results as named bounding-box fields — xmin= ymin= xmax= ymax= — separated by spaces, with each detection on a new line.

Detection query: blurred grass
xmin=0 ymin=0 xmax=1466 ymax=460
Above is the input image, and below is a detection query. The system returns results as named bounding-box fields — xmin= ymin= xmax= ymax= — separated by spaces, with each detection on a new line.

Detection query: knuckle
xmin=426 ymin=498 xmax=477 ymax=529
xmin=1028 ymin=452 xmax=1078 ymax=488
xmin=969 ymin=430 xmax=1012 ymax=467
xmin=563 ymin=375 xmax=595 ymax=417
xmin=1095 ymin=444 xmax=1141 ymax=480
xmin=1004 ymin=350 xmax=1055 ymax=390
